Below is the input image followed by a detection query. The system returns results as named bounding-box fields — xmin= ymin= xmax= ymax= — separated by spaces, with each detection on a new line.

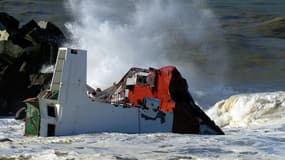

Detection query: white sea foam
xmin=207 ymin=91 xmax=285 ymax=128
xmin=40 ymin=64 xmax=55 ymax=73
xmin=1 ymin=91 xmax=285 ymax=159
xmin=0 ymin=117 xmax=285 ymax=159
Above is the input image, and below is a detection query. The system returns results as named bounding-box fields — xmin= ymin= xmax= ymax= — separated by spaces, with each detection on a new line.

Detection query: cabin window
xmin=47 ymin=105 xmax=56 ymax=117
xmin=71 ymin=49 xmax=78 ymax=54
xmin=47 ymin=124 xmax=55 ymax=136
xmin=136 ymin=75 xmax=147 ymax=85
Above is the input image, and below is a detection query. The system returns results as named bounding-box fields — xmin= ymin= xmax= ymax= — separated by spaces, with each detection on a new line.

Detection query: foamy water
xmin=1 ymin=91 xmax=285 ymax=159
xmin=207 ymin=91 xmax=285 ymax=128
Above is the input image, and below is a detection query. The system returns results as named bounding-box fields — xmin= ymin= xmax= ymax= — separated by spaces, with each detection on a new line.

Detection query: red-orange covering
xmin=127 ymin=66 xmax=176 ymax=112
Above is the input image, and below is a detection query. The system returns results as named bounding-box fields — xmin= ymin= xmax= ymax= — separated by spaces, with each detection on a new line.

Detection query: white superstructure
xmin=38 ymin=48 xmax=173 ymax=136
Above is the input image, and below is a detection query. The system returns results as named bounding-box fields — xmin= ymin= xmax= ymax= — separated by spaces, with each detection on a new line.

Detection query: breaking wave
xmin=207 ymin=91 xmax=285 ymax=128
xmin=64 ymin=0 xmax=228 ymax=89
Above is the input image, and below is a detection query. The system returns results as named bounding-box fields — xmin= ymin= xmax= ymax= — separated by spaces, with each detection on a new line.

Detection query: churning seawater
xmin=1 ymin=92 xmax=285 ymax=160
xmin=1 ymin=0 xmax=285 ymax=159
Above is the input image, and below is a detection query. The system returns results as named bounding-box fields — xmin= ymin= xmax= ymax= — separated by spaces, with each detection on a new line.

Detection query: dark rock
xmin=10 ymin=20 xmax=65 ymax=47
xmin=0 ymin=12 xmax=19 ymax=33
xmin=10 ymin=20 xmax=39 ymax=48
xmin=0 ymin=13 xmax=65 ymax=115
xmin=0 ymin=40 xmax=24 ymax=62
xmin=35 ymin=21 xmax=65 ymax=45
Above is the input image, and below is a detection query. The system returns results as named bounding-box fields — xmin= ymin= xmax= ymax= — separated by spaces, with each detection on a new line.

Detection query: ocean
xmin=0 ymin=0 xmax=285 ymax=159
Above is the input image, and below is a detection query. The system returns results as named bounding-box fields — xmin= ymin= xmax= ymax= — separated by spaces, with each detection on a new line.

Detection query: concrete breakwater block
xmin=0 ymin=12 xmax=65 ymax=115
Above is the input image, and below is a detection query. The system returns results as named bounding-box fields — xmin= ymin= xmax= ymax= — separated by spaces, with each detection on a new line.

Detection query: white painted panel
xmin=55 ymin=102 xmax=139 ymax=136
xmin=139 ymin=110 xmax=173 ymax=133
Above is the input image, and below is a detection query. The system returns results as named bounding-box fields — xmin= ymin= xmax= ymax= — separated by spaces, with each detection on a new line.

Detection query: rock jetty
xmin=0 ymin=12 xmax=65 ymax=114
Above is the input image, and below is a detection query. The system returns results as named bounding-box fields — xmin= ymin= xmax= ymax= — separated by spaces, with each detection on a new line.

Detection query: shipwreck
xmin=22 ymin=48 xmax=224 ymax=136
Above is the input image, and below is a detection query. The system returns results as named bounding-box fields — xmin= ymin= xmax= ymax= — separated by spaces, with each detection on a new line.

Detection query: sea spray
xmin=64 ymin=0 xmax=228 ymax=101
xmin=40 ymin=64 xmax=55 ymax=73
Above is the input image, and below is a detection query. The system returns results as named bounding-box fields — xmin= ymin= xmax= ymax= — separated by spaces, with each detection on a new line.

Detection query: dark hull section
xmin=170 ymin=68 xmax=224 ymax=135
